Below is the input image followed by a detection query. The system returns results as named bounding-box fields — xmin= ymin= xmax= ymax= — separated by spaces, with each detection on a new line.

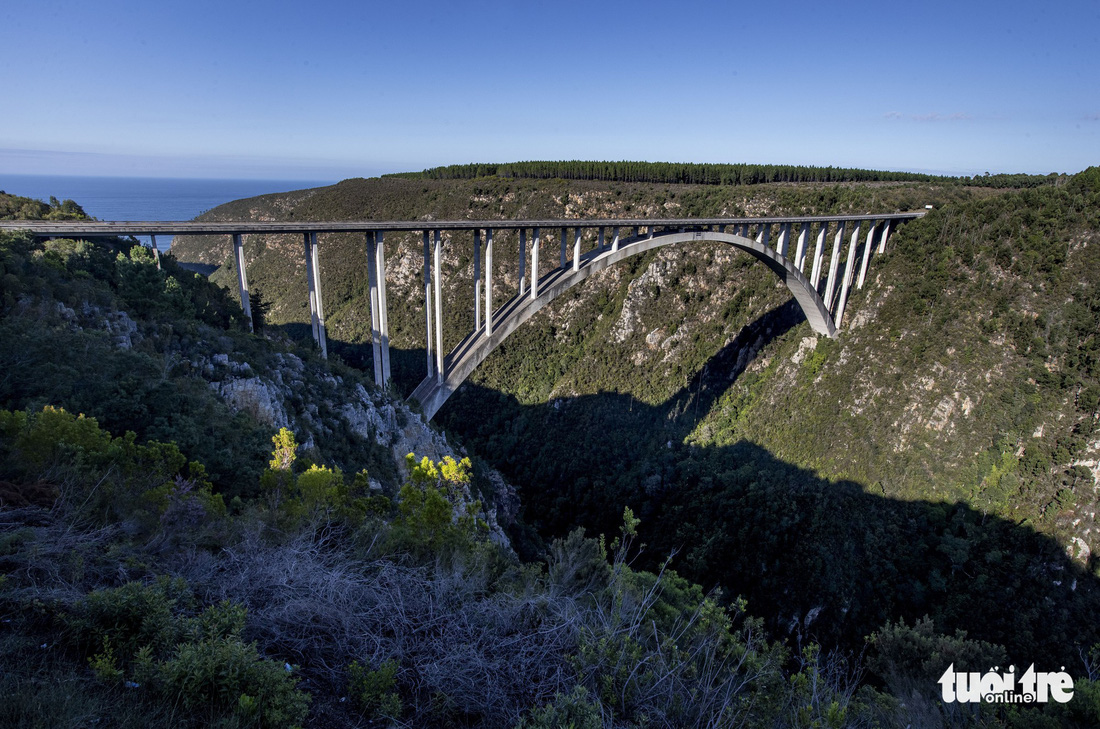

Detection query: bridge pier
xmin=232 ymin=233 xmax=253 ymax=332
xmin=485 ymin=228 xmax=494 ymax=334
xmin=834 ymin=222 xmax=861 ymax=325
xmin=149 ymin=235 xmax=161 ymax=269
xmin=366 ymin=231 xmax=389 ymax=384
xmin=518 ymin=228 xmax=527 ymax=296
xmin=423 ymin=231 xmax=434 ymax=377
xmin=531 ymin=228 xmax=540 ymax=298
xmin=304 ymin=232 xmax=328 ymax=359
xmin=573 ymin=228 xmax=581 ymax=272
xmin=877 ymin=220 xmax=892 ymax=254
xmin=794 ymin=223 xmax=810 ymax=272
xmin=856 ymin=222 xmax=878 ymax=290
xmin=824 ymin=222 xmax=846 ymax=302
xmin=433 ymin=231 xmax=444 ymax=383
xmin=810 ymin=224 xmax=827 ymax=288
xmin=598 ymin=227 xmax=605 ymax=253
xmin=756 ymin=223 xmax=770 ymax=247
xmin=776 ymin=222 xmax=791 ymax=258
xmin=612 ymin=226 xmax=620 ymax=252
xmin=473 ymin=230 xmax=482 ymax=332
xmin=377 ymin=234 xmax=389 ymax=377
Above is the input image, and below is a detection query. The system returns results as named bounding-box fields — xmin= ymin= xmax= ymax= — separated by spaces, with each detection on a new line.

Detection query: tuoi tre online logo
xmin=938 ymin=664 xmax=1074 ymax=704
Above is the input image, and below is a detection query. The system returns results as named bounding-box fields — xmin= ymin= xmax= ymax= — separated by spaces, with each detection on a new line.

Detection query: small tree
xmin=249 ymin=286 xmax=272 ymax=334
xmin=259 ymin=428 xmax=298 ymax=510
xmin=268 ymin=428 xmax=297 ymax=472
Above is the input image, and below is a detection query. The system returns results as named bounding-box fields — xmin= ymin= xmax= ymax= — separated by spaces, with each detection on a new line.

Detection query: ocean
xmin=0 ymin=174 xmax=332 ymax=250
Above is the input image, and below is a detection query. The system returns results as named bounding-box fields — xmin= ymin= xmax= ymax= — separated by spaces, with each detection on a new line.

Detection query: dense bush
xmin=69 ymin=579 xmax=308 ymax=728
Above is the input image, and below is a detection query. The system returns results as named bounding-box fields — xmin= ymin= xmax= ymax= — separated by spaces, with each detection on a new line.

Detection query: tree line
xmin=386 ymin=160 xmax=1060 ymax=188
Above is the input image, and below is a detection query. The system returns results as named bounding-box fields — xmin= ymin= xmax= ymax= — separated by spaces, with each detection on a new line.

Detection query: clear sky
xmin=2 ymin=0 xmax=1097 ymax=180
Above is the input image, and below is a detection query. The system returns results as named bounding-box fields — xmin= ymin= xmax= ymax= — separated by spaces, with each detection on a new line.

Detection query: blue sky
xmin=2 ymin=0 xmax=1097 ymax=179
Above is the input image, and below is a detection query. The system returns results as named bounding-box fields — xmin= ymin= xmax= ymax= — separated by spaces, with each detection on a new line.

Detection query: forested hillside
xmin=89 ymin=169 xmax=1100 ymax=725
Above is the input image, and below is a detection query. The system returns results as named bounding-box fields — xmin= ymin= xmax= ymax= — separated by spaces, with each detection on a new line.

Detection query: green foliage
xmin=0 ymin=228 xmax=271 ymax=494
xmin=248 ymin=286 xmax=273 ymax=333
xmin=88 ymin=635 xmax=124 ymax=684
xmin=0 ymin=191 xmax=89 ymax=220
xmin=564 ymin=522 xmax=794 ymax=726
xmin=63 ymin=576 xmax=308 ymax=729
xmin=256 ymin=429 xmax=384 ymax=528
xmin=785 ymin=645 xmax=855 ymax=729
xmin=159 ymin=637 xmax=309 ymax=728
xmin=406 ymin=452 xmax=472 ymax=488
xmin=268 ymin=427 xmax=297 ymax=471
xmin=867 ymin=616 xmax=1008 ymax=690
xmin=387 ymin=453 xmax=490 ymax=560
xmin=516 ymin=685 xmax=602 ymax=729
xmin=198 ymin=600 xmax=247 ymax=642
xmin=0 ymin=661 xmax=176 ymax=729
xmin=347 ymin=659 xmax=402 ymax=720
xmin=295 ymin=463 xmax=342 ymax=509
xmin=1069 ymin=165 xmax=1100 ymax=195
xmin=0 ymin=404 xmax=111 ymax=472
xmin=547 ymin=528 xmax=611 ymax=597
xmin=803 ymin=337 xmax=835 ymax=381
xmin=115 ymin=246 xmax=166 ymax=310
xmin=69 ymin=577 xmax=193 ymax=661
xmin=0 ymin=407 xmax=226 ymax=534
xmin=114 ymin=244 xmax=242 ymax=326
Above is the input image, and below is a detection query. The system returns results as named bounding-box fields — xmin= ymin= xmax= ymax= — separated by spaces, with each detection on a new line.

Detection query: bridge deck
xmin=0 ymin=212 xmax=924 ymax=237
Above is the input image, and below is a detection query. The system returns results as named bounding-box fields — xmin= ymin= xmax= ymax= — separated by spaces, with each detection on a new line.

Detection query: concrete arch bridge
xmin=1 ymin=213 xmax=924 ymax=420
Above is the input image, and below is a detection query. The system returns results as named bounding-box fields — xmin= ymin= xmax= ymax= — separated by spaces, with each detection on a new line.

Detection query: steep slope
xmin=0 ymin=192 xmax=506 ymax=523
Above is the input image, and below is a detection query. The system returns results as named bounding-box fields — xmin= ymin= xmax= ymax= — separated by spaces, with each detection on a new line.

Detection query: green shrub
xmin=159 ymin=637 xmax=309 ymax=728
xmin=381 ymin=454 xmax=492 ymax=561
xmin=87 ymin=635 xmax=124 ymax=684
xmin=67 ymin=578 xmax=307 ymax=728
xmin=198 ymin=599 xmax=247 ymax=642
xmin=115 ymin=246 xmax=166 ymax=313
xmin=516 ymin=685 xmax=601 ymax=729
xmin=867 ymin=616 xmax=1008 ymax=690
xmin=0 ymin=405 xmax=111 ymax=474
xmin=347 ymin=658 xmax=402 ymax=720
xmin=70 ymin=577 xmax=192 ymax=662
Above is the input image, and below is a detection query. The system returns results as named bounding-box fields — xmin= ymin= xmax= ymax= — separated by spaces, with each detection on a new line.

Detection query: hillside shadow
xmin=431 ymin=300 xmax=1099 ymax=670
xmin=439 ymin=378 xmax=1100 ymax=672
xmin=282 ymin=303 xmax=1100 ymax=670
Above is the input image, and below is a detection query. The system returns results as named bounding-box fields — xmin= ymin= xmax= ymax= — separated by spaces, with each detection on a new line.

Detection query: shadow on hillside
xmin=440 ymin=378 xmax=1100 ymax=672
xmin=434 ymin=301 xmax=1099 ymax=670
xmin=282 ymin=302 xmax=1100 ymax=670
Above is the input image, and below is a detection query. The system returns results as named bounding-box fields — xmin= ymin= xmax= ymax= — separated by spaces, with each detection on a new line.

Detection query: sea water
xmin=0 ymin=174 xmax=331 ymax=250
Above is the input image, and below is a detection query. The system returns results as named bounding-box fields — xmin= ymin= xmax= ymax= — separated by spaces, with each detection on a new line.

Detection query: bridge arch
xmin=410 ymin=229 xmax=836 ymax=419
